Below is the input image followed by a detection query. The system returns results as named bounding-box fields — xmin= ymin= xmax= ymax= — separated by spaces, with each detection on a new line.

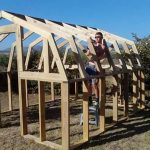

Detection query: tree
xmin=132 ymin=34 xmax=150 ymax=97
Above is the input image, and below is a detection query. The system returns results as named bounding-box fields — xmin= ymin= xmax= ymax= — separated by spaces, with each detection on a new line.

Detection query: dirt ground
xmin=0 ymin=92 xmax=150 ymax=150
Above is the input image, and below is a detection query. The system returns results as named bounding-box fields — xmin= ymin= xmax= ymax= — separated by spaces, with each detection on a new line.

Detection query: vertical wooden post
xmin=38 ymin=81 xmax=46 ymax=141
xmin=82 ymin=81 xmax=89 ymax=141
xmin=117 ymin=74 xmax=122 ymax=105
xmin=19 ymin=79 xmax=27 ymax=135
xmin=113 ymin=76 xmax=118 ymax=122
xmin=75 ymin=81 xmax=79 ymax=100
xmin=124 ymin=73 xmax=129 ymax=117
xmin=61 ymin=82 xmax=70 ymax=150
xmin=99 ymin=77 xmax=106 ymax=132
xmin=132 ymin=72 xmax=138 ymax=111
xmin=140 ymin=71 xmax=145 ymax=109
xmin=16 ymin=25 xmax=27 ymax=135
xmin=51 ymin=82 xmax=55 ymax=101
xmin=25 ymin=80 xmax=29 ymax=107
xmin=138 ymin=70 xmax=141 ymax=104
xmin=7 ymin=72 xmax=13 ymax=111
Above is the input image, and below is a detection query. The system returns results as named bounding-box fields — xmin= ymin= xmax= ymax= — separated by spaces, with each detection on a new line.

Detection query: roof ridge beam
xmin=1 ymin=11 xmax=50 ymax=38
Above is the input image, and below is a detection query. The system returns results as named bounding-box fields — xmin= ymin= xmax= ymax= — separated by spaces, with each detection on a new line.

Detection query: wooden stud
xmin=112 ymin=76 xmax=118 ymax=121
xmin=38 ymin=81 xmax=46 ymax=141
xmin=16 ymin=25 xmax=27 ymax=135
xmin=7 ymin=72 xmax=13 ymax=111
xmin=43 ymin=38 xmax=50 ymax=73
xmin=7 ymin=43 xmax=15 ymax=72
xmin=18 ymin=79 xmax=27 ymax=135
xmin=82 ymin=81 xmax=89 ymax=141
xmin=25 ymin=80 xmax=29 ymax=107
xmin=51 ymin=82 xmax=55 ymax=101
xmin=140 ymin=71 xmax=145 ymax=109
xmin=99 ymin=77 xmax=106 ymax=132
xmin=124 ymin=73 xmax=129 ymax=117
xmin=132 ymin=72 xmax=138 ymax=111
xmin=61 ymin=82 xmax=70 ymax=150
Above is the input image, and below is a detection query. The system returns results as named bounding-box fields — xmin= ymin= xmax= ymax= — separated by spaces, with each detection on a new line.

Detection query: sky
xmin=0 ymin=0 xmax=150 ymax=40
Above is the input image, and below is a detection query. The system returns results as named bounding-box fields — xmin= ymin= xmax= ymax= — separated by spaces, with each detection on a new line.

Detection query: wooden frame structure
xmin=0 ymin=10 xmax=145 ymax=150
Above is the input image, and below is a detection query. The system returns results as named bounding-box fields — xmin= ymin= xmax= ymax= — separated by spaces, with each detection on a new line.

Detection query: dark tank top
xmin=94 ymin=44 xmax=105 ymax=58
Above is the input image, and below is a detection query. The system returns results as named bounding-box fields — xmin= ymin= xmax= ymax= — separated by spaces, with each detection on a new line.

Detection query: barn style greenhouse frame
xmin=0 ymin=10 xmax=145 ymax=150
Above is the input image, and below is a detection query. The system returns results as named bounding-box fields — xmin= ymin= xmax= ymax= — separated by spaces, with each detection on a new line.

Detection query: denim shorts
xmin=85 ymin=63 xmax=97 ymax=85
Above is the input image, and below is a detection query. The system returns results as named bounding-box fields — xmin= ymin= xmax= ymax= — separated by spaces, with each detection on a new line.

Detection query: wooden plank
xmin=38 ymin=81 xmax=46 ymax=141
xmin=16 ymin=25 xmax=27 ymax=135
xmin=25 ymin=16 xmax=70 ymax=39
xmin=132 ymin=72 xmax=138 ymax=111
xmin=61 ymin=82 xmax=70 ymax=150
xmin=19 ymin=71 xmax=67 ymax=82
xmin=0 ymin=24 xmax=16 ymax=34
xmin=7 ymin=43 xmax=15 ymax=72
xmin=62 ymin=46 xmax=69 ymax=64
xmin=51 ymin=82 xmax=55 ymax=101
xmin=124 ymin=73 xmax=129 ymax=117
xmin=43 ymin=38 xmax=50 ymax=73
xmin=82 ymin=81 xmax=89 ymax=141
xmin=1 ymin=11 xmax=50 ymax=38
xmin=46 ymin=20 xmax=89 ymax=41
xmin=99 ymin=77 xmax=106 ymax=132
xmin=7 ymin=72 xmax=13 ymax=111
xmin=18 ymin=79 xmax=27 ymax=135
xmin=138 ymin=70 xmax=141 ymax=105
xmin=140 ymin=71 xmax=145 ymax=109
xmin=16 ymin=25 xmax=24 ymax=71
xmin=25 ymin=80 xmax=29 ymax=107
xmin=112 ymin=76 xmax=118 ymax=121
xmin=75 ymin=80 xmax=79 ymax=100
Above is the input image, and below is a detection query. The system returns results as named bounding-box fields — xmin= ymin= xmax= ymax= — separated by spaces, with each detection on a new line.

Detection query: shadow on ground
xmin=77 ymin=107 xmax=150 ymax=149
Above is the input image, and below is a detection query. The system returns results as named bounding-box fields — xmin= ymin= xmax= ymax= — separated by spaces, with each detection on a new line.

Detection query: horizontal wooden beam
xmin=19 ymin=71 xmax=67 ymax=82
xmin=0 ymin=24 xmax=16 ymax=34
